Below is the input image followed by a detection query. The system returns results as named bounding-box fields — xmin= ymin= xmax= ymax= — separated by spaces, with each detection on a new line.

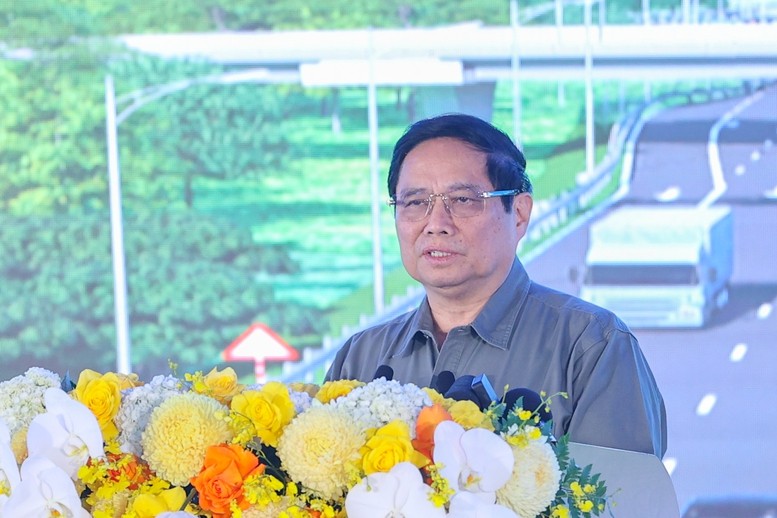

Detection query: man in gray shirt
xmin=325 ymin=113 xmax=666 ymax=458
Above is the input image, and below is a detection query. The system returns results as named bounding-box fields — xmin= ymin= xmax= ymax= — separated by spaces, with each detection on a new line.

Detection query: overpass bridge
xmin=122 ymin=23 xmax=776 ymax=83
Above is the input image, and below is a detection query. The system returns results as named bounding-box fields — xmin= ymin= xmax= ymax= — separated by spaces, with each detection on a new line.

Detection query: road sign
xmin=222 ymin=323 xmax=299 ymax=383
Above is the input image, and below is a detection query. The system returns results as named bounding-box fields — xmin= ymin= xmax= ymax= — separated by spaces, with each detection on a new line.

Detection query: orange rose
xmin=191 ymin=444 xmax=265 ymax=518
xmin=412 ymin=403 xmax=452 ymax=461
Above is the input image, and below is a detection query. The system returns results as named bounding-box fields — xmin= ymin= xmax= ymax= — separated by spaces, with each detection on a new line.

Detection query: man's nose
xmin=425 ymin=195 xmax=454 ymax=230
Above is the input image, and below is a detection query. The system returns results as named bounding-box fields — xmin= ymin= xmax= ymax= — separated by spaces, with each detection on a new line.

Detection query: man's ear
xmin=513 ymin=192 xmax=533 ymax=238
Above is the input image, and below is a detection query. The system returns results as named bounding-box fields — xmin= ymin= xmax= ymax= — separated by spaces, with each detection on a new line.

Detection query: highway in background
xmin=525 ymin=84 xmax=777 ymax=512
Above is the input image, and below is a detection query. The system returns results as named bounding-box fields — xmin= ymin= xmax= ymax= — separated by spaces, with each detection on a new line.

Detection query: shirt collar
xmin=471 ymin=258 xmax=531 ymax=349
xmin=395 ymin=258 xmax=531 ymax=355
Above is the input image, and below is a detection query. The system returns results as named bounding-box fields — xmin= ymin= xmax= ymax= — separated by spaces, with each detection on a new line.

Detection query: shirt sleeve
xmin=565 ymin=326 xmax=667 ymax=458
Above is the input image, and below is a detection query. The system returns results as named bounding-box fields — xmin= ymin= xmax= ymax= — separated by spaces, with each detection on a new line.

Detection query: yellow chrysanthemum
xmin=496 ymin=439 xmax=562 ymax=518
xmin=314 ymin=379 xmax=365 ymax=404
xmin=276 ymin=406 xmax=366 ymax=501
xmin=141 ymin=392 xmax=233 ymax=486
xmin=231 ymin=382 xmax=295 ymax=447
xmin=241 ymin=497 xmax=306 ymax=518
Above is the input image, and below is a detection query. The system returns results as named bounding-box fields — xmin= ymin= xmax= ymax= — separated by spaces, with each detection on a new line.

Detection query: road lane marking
xmin=730 ymin=343 xmax=747 ymax=362
xmin=663 ymin=457 xmax=677 ymax=476
xmin=656 ymin=186 xmax=681 ymax=201
xmin=696 ymin=393 xmax=717 ymax=416
xmin=703 ymin=89 xmax=764 ymax=209
xmin=757 ymin=303 xmax=773 ymax=319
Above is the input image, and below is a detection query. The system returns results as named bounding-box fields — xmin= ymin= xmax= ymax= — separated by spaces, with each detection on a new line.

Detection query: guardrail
xmin=276 ymin=79 xmax=769 ymax=383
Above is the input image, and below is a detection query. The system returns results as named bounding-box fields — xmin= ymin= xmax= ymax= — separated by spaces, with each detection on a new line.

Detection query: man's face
xmin=394 ymin=137 xmax=532 ymax=301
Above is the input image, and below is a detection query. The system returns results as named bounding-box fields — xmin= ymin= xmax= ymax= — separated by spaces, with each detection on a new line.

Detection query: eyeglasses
xmin=388 ymin=188 xmax=521 ymax=222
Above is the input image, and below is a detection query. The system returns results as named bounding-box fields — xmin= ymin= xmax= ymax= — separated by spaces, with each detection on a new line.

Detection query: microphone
xmin=502 ymin=387 xmax=553 ymax=423
xmin=443 ymin=375 xmax=479 ymax=405
xmin=373 ymin=365 xmax=394 ymax=381
xmin=443 ymin=374 xmax=499 ymax=410
xmin=433 ymin=370 xmax=456 ymax=395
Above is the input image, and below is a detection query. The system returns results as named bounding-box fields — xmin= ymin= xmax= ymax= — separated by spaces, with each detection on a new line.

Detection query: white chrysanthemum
xmin=0 ymin=368 xmax=61 ymax=436
xmin=277 ymin=405 xmax=366 ymax=500
xmin=496 ymin=440 xmax=562 ymax=518
xmin=141 ymin=392 xmax=232 ymax=486
xmin=330 ymin=378 xmax=431 ymax=437
xmin=115 ymin=375 xmax=184 ymax=456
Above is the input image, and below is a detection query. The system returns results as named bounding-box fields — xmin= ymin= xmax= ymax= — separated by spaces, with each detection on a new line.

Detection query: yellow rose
xmin=360 ymin=420 xmax=427 ymax=475
xmin=231 ymin=381 xmax=295 ymax=447
xmin=116 ymin=372 xmax=142 ymax=390
xmin=127 ymin=487 xmax=190 ymax=517
xmin=197 ymin=366 xmax=244 ymax=405
xmin=448 ymin=400 xmax=493 ymax=430
xmin=72 ymin=369 xmax=122 ymax=440
xmin=315 ymin=379 xmax=365 ymax=404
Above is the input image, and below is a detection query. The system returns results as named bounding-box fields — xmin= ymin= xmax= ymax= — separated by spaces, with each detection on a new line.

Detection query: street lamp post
xmin=104 ymin=69 xmax=271 ymax=374
xmin=584 ymin=0 xmax=595 ymax=178
xmin=510 ymin=0 xmax=523 ymax=148
xmin=105 ymin=75 xmax=132 ymax=374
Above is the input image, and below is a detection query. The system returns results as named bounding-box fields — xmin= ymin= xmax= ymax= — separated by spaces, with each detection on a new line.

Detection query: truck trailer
xmin=578 ymin=205 xmax=734 ymax=328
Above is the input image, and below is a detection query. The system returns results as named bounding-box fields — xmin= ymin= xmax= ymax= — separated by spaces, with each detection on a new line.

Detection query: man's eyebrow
xmin=396 ymin=187 xmax=429 ymax=198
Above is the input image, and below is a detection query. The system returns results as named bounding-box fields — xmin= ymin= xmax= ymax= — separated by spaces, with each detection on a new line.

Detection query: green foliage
xmin=106 ymin=55 xmax=289 ymax=209
xmin=0 ymin=47 xmax=109 ymax=214
xmin=545 ymin=435 xmax=611 ymax=517
xmin=0 ymin=211 xmax=325 ymax=380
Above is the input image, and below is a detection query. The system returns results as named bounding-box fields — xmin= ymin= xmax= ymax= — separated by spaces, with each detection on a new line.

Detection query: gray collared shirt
xmin=325 ymin=259 xmax=667 ymax=457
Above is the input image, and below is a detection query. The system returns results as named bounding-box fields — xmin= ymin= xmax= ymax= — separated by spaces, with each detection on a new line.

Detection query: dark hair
xmin=387 ymin=113 xmax=531 ymax=211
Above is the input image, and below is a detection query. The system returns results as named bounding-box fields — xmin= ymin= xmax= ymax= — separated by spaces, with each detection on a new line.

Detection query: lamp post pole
xmin=104 ymin=75 xmax=132 ymax=374
xmin=104 ymin=69 xmax=271 ymax=374
xmin=584 ymin=0 xmax=595 ymax=178
xmin=367 ymin=29 xmax=385 ymax=314
xmin=510 ymin=0 xmax=523 ymax=149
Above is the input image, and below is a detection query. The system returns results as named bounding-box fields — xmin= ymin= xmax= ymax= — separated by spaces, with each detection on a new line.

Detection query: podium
xmin=569 ymin=443 xmax=680 ymax=517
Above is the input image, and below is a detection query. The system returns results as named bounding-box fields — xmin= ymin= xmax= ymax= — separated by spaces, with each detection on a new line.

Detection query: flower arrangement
xmin=0 ymin=365 xmax=611 ymax=518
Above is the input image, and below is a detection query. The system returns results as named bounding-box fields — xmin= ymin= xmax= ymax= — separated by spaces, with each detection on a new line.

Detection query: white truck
xmin=577 ymin=205 xmax=734 ymax=328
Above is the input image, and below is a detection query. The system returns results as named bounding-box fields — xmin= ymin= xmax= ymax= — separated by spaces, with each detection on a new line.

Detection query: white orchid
xmin=26 ymin=387 xmax=104 ymax=478
xmin=345 ymin=462 xmax=447 ymax=518
xmin=157 ymin=513 xmax=199 ymax=518
xmin=447 ymin=490 xmax=519 ymax=518
xmin=0 ymin=417 xmax=21 ymax=512
xmin=433 ymin=420 xmax=514 ymax=502
xmin=2 ymin=455 xmax=89 ymax=517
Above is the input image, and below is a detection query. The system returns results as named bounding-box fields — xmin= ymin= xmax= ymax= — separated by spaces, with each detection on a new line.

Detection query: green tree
xmin=0 ymin=211 xmax=324 ymax=380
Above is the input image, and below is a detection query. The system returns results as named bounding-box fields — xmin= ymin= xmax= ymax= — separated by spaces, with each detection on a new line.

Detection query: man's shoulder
xmin=348 ymin=308 xmax=418 ymax=343
xmin=527 ymin=280 xmax=631 ymax=335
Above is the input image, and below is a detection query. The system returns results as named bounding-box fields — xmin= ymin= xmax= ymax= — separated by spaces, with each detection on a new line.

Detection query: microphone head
xmin=502 ymin=387 xmax=552 ymax=423
xmin=433 ymin=370 xmax=456 ymax=395
xmin=373 ymin=365 xmax=394 ymax=381
xmin=444 ymin=375 xmax=481 ymax=406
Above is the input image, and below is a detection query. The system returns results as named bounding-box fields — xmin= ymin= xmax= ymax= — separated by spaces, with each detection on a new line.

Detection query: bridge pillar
xmin=414 ymin=82 xmax=496 ymax=122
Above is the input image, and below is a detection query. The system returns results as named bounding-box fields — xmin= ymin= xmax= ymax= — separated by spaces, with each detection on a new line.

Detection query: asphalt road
xmin=526 ymin=83 xmax=777 ymax=513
